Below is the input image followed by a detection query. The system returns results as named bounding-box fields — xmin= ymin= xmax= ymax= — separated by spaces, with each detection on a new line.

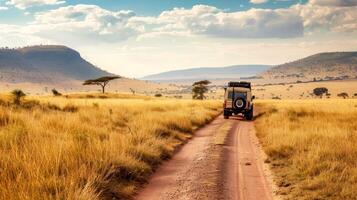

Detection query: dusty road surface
xmin=135 ymin=115 xmax=275 ymax=200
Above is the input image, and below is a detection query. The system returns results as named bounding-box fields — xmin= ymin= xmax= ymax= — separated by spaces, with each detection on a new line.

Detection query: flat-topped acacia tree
xmin=192 ymin=80 xmax=211 ymax=100
xmin=83 ymin=76 xmax=121 ymax=93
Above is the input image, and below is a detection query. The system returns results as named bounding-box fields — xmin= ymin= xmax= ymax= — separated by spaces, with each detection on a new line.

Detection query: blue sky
xmin=0 ymin=0 xmax=356 ymax=77
xmin=0 ymin=0 xmax=308 ymax=24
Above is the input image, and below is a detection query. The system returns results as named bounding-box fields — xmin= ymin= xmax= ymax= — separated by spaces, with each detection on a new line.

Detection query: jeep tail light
xmin=223 ymin=100 xmax=227 ymax=107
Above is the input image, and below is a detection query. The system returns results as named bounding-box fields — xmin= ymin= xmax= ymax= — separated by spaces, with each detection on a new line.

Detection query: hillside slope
xmin=262 ymin=52 xmax=357 ymax=82
xmin=0 ymin=45 xmax=111 ymax=84
xmin=0 ymin=45 xmax=175 ymax=94
xmin=141 ymin=65 xmax=271 ymax=82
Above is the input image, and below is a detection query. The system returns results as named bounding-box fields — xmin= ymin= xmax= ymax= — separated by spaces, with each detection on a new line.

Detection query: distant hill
xmin=0 ymin=45 xmax=175 ymax=94
xmin=0 ymin=45 xmax=112 ymax=83
xmin=262 ymin=52 xmax=357 ymax=82
xmin=141 ymin=65 xmax=271 ymax=83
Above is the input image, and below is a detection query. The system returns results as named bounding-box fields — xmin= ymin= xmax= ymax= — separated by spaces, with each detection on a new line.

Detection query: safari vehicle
xmin=223 ymin=81 xmax=255 ymax=120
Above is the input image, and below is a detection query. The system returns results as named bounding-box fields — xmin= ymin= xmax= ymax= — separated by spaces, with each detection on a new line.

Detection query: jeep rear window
xmin=228 ymin=91 xmax=246 ymax=99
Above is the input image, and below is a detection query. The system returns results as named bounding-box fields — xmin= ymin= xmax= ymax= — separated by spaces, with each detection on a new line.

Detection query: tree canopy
xmin=83 ymin=76 xmax=121 ymax=93
xmin=192 ymin=80 xmax=211 ymax=100
xmin=11 ymin=89 xmax=26 ymax=105
xmin=313 ymin=87 xmax=328 ymax=97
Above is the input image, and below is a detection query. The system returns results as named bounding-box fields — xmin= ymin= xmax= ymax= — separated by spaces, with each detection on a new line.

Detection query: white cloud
xmin=250 ymin=0 xmax=269 ymax=4
xmin=0 ymin=2 xmax=357 ymax=47
xmin=6 ymin=0 xmax=65 ymax=9
xmin=294 ymin=3 xmax=357 ymax=32
xmin=18 ymin=4 xmax=304 ymax=43
xmin=310 ymin=0 xmax=357 ymax=7
xmin=31 ymin=4 xmax=140 ymax=42
xmin=147 ymin=5 xmax=304 ymax=38
xmin=0 ymin=24 xmax=52 ymax=46
xmin=0 ymin=6 xmax=9 ymax=10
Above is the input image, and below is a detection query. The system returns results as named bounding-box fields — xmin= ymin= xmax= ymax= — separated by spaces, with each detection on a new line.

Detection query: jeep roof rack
xmin=228 ymin=81 xmax=251 ymax=89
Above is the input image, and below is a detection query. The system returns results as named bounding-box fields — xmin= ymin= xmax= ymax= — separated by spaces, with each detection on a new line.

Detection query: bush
xmin=52 ymin=89 xmax=62 ymax=96
xmin=313 ymin=87 xmax=328 ymax=97
xmin=337 ymin=92 xmax=349 ymax=99
xmin=11 ymin=89 xmax=26 ymax=105
xmin=155 ymin=94 xmax=162 ymax=97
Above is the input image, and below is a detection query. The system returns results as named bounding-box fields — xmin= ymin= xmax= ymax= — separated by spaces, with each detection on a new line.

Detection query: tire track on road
xmin=134 ymin=115 xmax=275 ymax=200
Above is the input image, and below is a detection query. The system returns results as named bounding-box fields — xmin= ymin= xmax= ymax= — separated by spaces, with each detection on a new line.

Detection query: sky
xmin=0 ymin=0 xmax=356 ymax=78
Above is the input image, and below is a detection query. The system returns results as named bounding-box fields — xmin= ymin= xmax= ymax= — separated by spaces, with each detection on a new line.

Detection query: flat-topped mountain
xmin=0 ymin=45 xmax=111 ymax=83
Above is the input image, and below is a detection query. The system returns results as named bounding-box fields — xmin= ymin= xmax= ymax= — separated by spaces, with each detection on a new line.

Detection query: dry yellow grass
xmin=0 ymin=94 xmax=221 ymax=200
xmin=0 ymin=77 xmax=177 ymax=95
xmin=255 ymin=99 xmax=357 ymax=199
xmin=253 ymin=80 xmax=357 ymax=99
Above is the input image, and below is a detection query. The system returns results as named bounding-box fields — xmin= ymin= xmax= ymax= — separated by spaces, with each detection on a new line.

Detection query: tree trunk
xmin=101 ymin=85 xmax=105 ymax=93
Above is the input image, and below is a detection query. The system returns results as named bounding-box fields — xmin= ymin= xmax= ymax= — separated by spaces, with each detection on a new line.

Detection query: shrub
xmin=313 ymin=87 xmax=328 ymax=97
xmin=337 ymin=92 xmax=349 ymax=99
xmin=11 ymin=89 xmax=26 ymax=105
xmin=154 ymin=94 xmax=162 ymax=97
xmin=52 ymin=89 xmax=62 ymax=96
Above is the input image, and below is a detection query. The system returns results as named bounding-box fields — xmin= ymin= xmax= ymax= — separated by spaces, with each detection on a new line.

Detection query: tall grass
xmin=255 ymin=99 xmax=357 ymax=200
xmin=0 ymin=95 xmax=221 ymax=200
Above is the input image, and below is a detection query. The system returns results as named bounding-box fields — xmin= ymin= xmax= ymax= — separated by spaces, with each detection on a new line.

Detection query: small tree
xmin=130 ymin=88 xmax=136 ymax=95
xmin=337 ymin=92 xmax=349 ymax=99
xmin=313 ymin=87 xmax=328 ymax=98
xmin=83 ymin=76 xmax=120 ymax=93
xmin=192 ymin=80 xmax=211 ymax=100
xmin=11 ymin=89 xmax=26 ymax=105
xmin=52 ymin=88 xmax=62 ymax=96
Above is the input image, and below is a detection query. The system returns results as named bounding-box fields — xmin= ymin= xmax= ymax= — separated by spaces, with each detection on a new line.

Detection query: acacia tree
xmin=313 ymin=87 xmax=328 ymax=98
xmin=11 ymin=89 xmax=26 ymax=105
xmin=83 ymin=76 xmax=120 ymax=93
xmin=192 ymin=80 xmax=211 ymax=100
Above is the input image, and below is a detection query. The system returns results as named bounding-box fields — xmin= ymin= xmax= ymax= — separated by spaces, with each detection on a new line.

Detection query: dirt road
xmin=135 ymin=115 xmax=275 ymax=200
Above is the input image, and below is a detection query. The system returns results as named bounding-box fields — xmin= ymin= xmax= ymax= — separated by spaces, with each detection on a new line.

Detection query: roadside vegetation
xmin=255 ymin=99 xmax=357 ymax=199
xmin=0 ymin=92 xmax=221 ymax=200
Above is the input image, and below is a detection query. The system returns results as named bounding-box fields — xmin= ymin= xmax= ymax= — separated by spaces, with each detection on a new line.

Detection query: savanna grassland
xmin=0 ymin=93 xmax=221 ymax=200
xmin=255 ymin=99 xmax=357 ymax=200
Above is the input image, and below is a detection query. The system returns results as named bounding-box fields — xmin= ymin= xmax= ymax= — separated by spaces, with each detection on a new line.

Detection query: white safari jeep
xmin=223 ymin=82 xmax=255 ymax=120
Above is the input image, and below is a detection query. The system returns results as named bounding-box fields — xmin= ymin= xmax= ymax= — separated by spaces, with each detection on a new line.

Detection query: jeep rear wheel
xmin=245 ymin=107 xmax=254 ymax=121
xmin=233 ymin=98 xmax=246 ymax=112
xmin=224 ymin=110 xmax=231 ymax=119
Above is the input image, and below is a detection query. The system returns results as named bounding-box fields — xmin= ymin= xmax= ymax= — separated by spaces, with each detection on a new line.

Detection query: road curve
xmin=134 ymin=115 xmax=274 ymax=200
